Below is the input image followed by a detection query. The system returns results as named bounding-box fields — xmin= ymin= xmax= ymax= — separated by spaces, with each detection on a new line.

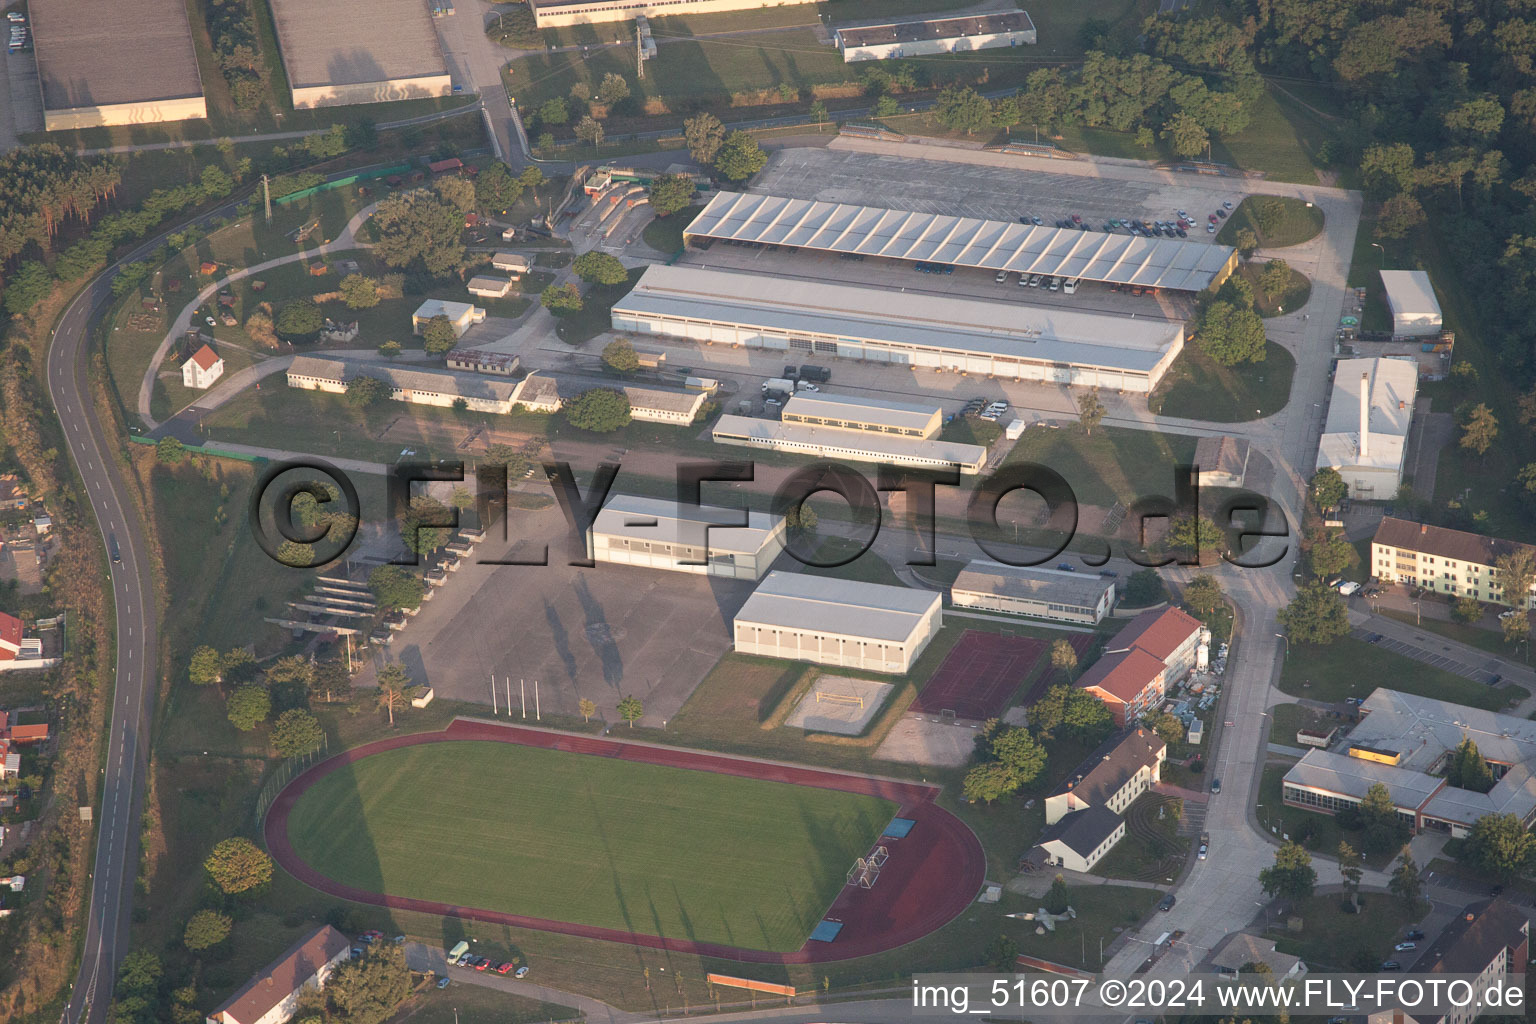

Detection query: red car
xmin=474 ymin=958 xmax=490 ymax=971
xmin=495 ymin=962 xmax=514 ymax=975
xmin=1208 ymin=213 xmax=1218 ymax=223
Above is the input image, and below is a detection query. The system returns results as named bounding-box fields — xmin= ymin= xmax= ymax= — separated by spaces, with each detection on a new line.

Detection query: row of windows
xmin=784 ymin=414 xmax=926 ymax=437
xmin=737 ymin=626 xmax=900 ymax=653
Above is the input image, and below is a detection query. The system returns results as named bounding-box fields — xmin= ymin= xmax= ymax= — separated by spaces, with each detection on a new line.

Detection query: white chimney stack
xmin=1359 ymin=371 xmax=1370 ymax=461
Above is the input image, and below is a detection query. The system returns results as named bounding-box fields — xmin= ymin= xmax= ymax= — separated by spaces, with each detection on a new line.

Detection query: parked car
xmin=1027 ymin=274 xmax=1042 ymax=287
xmin=1394 ymin=942 xmax=1417 ymax=951
xmin=1056 ymin=562 xmax=1076 ymax=572
xmin=437 ymin=976 xmax=452 ymax=989
xmin=1210 ymin=778 xmax=1222 ymax=793
xmin=474 ymin=959 xmax=490 ymax=971
xmin=1222 ymin=200 xmax=1234 ymax=210
xmin=1159 ymin=893 xmax=1176 ymax=911
xmin=995 ymin=269 xmax=1009 ymax=283
xmin=1380 ymin=962 xmax=1402 ymax=972
xmin=1099 ymin=569 xmax=1118 ymax=578
xmin=515 ymin=966 xmax=530 ymax=979
xmin=495 ymin=962 xmax=515 ymax=974
xmin=1405 ymin=930 xmax=1425 ymax=940
xmin=1207 ymin=224 xmax=1216 ymax=233
xmin=1198 ymin=844 xmax=1208 ymax=860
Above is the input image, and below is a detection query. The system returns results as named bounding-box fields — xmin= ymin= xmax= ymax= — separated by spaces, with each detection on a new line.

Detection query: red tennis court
xmin=911 ymin=630 xmax=1047 ymax=720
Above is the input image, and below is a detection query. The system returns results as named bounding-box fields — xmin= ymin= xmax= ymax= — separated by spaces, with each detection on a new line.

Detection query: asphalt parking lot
xmin=373 ymin=502 xmax=753 ymax=726
xmin=750 ymin=147 xmax=1249 ymax=241
xmin=1350 ymin=626 xmax=1504 ymax=685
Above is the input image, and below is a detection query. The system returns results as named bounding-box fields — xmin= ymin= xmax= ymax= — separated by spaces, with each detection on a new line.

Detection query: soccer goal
xmin=816 ymin=690 xmax=864 ymax=709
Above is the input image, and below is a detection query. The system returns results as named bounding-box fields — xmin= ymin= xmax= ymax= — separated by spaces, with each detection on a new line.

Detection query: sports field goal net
xmin=846 ymin=850 xmax=885 ymax=888
xmin=816 ymin=690 xmax=863 ymax=709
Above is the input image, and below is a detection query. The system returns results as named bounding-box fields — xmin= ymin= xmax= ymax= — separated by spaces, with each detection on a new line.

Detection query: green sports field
xmin=283 ymin=741 xmax=897 ymax=951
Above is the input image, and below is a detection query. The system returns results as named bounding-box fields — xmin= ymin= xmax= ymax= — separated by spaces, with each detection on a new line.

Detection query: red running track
xmin=264 ymin=718 xmax=987 ymax=964
xmin=911 ymin=629 xmax=1047 ymax=720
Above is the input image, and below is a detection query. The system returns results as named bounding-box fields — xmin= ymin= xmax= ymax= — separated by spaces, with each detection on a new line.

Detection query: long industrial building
xmin=613 ymin=265 xmax=1186 ymax=392
xmin=834 ymin=10 xmax=1036 ymax=62
xmin=588 ymin=495 xmax=786 ymax=580
xmin=530 ymin=0 xmax=813 ymax=26
xmin=1315 ymin=357 xmax=1419 ymax=500
xmin=950 ymin=560 xmax=1117 ymax=624
xmin=286 ymin=356 xmax=520 ymax=414
xmin=31 ymin=0 xmax=207 ymax=130
xmin=267 ymin=0 xmax=452 ymax=108
xmin=1379 ymin=270 xmax=1442 ymax=338
xmin=733 ymin=571 xmax=942 ymax=674
xmin=684 ymin=191 xmax=1237 ymax=294
xmin=711 ymin=415 xmax=989 ymax=473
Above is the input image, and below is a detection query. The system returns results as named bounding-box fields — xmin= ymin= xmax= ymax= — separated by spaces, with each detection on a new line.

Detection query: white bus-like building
xmin=734 ymin=571 xmax=942 ymax=674
xmin=588 ymin=495 xmax=786 ymax=580
xmin=613 ymin=265 xmax=1186 ymax=393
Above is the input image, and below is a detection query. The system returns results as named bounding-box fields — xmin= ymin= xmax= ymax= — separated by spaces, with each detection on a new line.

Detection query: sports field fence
xmin=254 ymin=735 xmax=330 ymax=826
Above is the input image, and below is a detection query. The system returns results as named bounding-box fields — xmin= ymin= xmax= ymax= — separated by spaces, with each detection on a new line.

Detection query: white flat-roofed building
xmin=683 ymin=191 xmax=1237 ymax=294
xmin=32 ymin=0 xmax=207 ymax=130
xmin=1315 ymin=357 xmax=1418 ymax=500
xmin=412 ymin=300 xmax=486 ymax=338
xmin=613 ymin=264 xmax=1186 ymax=392
xmin=835 ymin=10 xmax=1035 ymax=61
xmin=781 ymin=392 xmax=942 ymax=438
xmin=514 ymin=371 xmax=707 ymax=424
xmin=1380 ymin=270 xmax=1443 ymax=337
xmin=711 ymin=414 xmax=988 ymax=474
xmin=588 ymin=495 xmax=785 ymax=580
xmin=267 ymin=0 xmax=452 ymax=109
xmin=530 ymin=0 xmax=812 ymax=27
xmin=286 ymin=356 xmax=519 ymax=414
xmin=492 ymin=252 xmax=533 ymax=275
xmin=951 ymin=560 xmax=1116 ymax=624
xmin=734 ymin=571 xmax=942 ymax=674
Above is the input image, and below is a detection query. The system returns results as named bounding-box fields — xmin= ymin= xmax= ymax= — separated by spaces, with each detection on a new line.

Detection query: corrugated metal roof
xmin=31 ymin=0 xmax=204 ymax=110
xmin=287 ymin=355 xmax=519 ymax=402
xmin=782 ymin=391 xmax=940 ymax=433
xmin=952 ymin=559 xmax=1114 ymax=609
xmin=836 ymin=10 xmax=1035 ymax=48
xmin=1379 ymin=270 xmax=1441 ymax=320
xmin=735 ymin=570 xmax=940 ymax=642
xmin=1282 ymin=748 xmax=1445 ymax=806
xmin=615 ymin=265 xmax=1181 ymax=373
xmin=712 ymin=414 xmax=987 ymax=468
xmin=592 ymin=495 xmax=782 ymax=555
xmin=685 ymin=191 xmax=1235 ymax=292
xmin=268 ymin=0 xmax=448 ymax=89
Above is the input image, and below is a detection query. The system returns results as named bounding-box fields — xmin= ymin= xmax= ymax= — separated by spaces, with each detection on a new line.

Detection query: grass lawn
xmin=1012 ymin=884 xmax=1162 ymax=971
xmin=1237 ymin=261 xmax=1313 ymax=318
xmin=1279 ymin=635 xmax=1526 ymax=711
xmin=1094 ymin=794 xmax=1190 ymax=883
xmin=554 ymin=267 xmax=647 ymax=345
xmin=1218 ymin=195 xmax=1327 ymax=249
xmin=942 ymin=414 xmax=1004 ymax=449
xmin=802 ymin=536 xmax=904 ymax=588
xmin=641 ymin=206 xmax=702 ymax=255
xmin=1377 ymin=609 xmax=1517 ymax=657
xmin=1267 ymin=702 xmax=1338 ymax=746
xmin=1254 ymin=763 xmax=1396 ymax=869
xmin=1213 ymin=88 xmax=1337 ymax=186
xmin=1149 ymin=341 xmax=1295 ymax=423
xmin=283 ymin=740 xmax=897 ymax=952
xmin=1003 ymin=424 xmax=1197 ymax=509
xmin=1267 ymin=893 xmax=1420 ymax=971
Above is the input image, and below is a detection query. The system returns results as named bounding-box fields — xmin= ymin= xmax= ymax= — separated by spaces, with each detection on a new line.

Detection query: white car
xmin=1198 ymin=844 xmax=1208 ymax=860
xmin=995 ymin=269 xmax=1008 ymax=283
xmin=1499 ymin=609 xmax=1524 ymax=620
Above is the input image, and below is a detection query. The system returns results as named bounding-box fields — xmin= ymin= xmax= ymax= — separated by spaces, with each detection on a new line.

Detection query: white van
xmin=1063 ymin=278 xmax=1078 ymax=295
xmin=1048 ymin=276 xmax=1060 ymax=292
xmin=447 ymin=940 xmax=470 ymax=965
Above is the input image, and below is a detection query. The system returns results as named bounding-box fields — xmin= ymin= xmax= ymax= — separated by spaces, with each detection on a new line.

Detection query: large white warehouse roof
xmin=685 ymin=191 xmax=1237 ymax=293
xmin=1379 ymin=269 xmax=1442 ymax=335
xmin=591 ymin=494 xmax=782 ymax=557
xmin=735 ymin=571 xmax=941 ymax=642
xmin=1316 ymin=357 xmax=1418 ymax=475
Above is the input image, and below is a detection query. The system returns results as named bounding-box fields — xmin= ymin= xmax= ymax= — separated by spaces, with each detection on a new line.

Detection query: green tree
xmin=648 ymin=173 xmax=696 ymax=217
xmin=1077 ymin=390 xmax=1106 ymax=435
xmin=985 ymin=933 xmax=1020 ymax=972
xmin=398 ymin=495 xmax=453 ymax=557
xmin=326 ymin=943 xmax=412 ymax=1024
xmin=264 ymin=655 xmax=315 ymax=713
xmin=226 ymin=684 xmax=271 ymax=731
xmin=963 ymin=760 xmax=1021 ymax=803
xmin=541 ymin=282 xmax=583 ymax=314
xmin=573 ymin=250 xmax=628 ymax=285
xmin=601 ymin=338 xmax=640 ymax=373
xmin=1464 ymin=812 xmax=1535 ymax=880
xmin=156 ymin=436 xmax=187 ymax=464
xmin=1147 ymin=709 xmax=1184 ymax=746
xmin=421 ymin=314 xmax=458 ymax=355
xmin=808 ymin=99 xmax=829 ymax=129
xmin=1497 ymin=548 xmax=1536 ymax=612
xmin=3 ymin=261 xmax=53 ymax=315
xmin=1447 ymin=736 xmax=1496 ymax=792
xmin=1258 ymin=841 xmax=1316 ymax=900
xmin=578 ymin=697 xmax=596 ymax=723
xmin=784 ymin=502 xmax=819 ymax=534
xmin=1162 ymin=111 xmax=1209 ymax=157
xmin=376 ymin=663 xmax=418 ymax=727
xmin=1277 ymin=583 xmax=1350 ymax=645
xmin=618 ymin=694 xmax=644 ymax=727
xmin=275 ymin=540 xmax=315 ymax=568
xmin=934 ymin=86 xmax=994 ymax=135
xmin=1166 ymin=513 xmax=1223 ymax=561
xmin=183 ymin=909 xmax=233 ymax=951
xmin=1259 ymin=259 xmax=1291 ymax=297
xmin=537 ymin=97 xmax=569 ymax=127
xmin=204 ymin=837 xmax=273 ymax=895
xmin=338 ymin=274 xmax=380 ymax=309
xmin=1235 ymin=227 xmax=1259 ymax=256
xmin=369 ymin=189 xmax=465 ymax=277
xmin=597 ymin=72 xmax=630 ymax=105
xmin=1452 ymin=594 xmax=1485 ymax=624
xmin=1049 ymin=638 xmax=1078 ymax=676
xmin=221 ymin=647 xmax=258 ymax=685
xmin=1461 ymin=403 xmax=1499 ymax=459
xmin=1306 ymin=529 xmax=1357 ymax=579
xmin=1376 ymin=193 xmax=1426 ymax=239
xmin=873 ymin=94 xmax=900 ymax=118
xmin=1361 ymin=781 xmax=1409 ymax=855
xmin=1196 ymin=300 xmax=1267 ymax=365
xmin=271 ymin=708 xmax=323 ymax=757
xmin=1388 ymin=846 xmax=1425 ymax=916
xmin=474 ymin=162 xmax=523 ymax=212
xmin=684 ymin=113 xmax=725 ymax=165
xmin=275 ymin=299 xmax=324 ymax=339
xmin=1338 ymin=841 xmax=1363 ymax=912
xmin=189 ymin=645 xmax=222 ymax=686
xmin=519 ymin=165 xmax=546 ymax=198
xmin=1310 ymin=467 xmax=1348 ymax=511
xmin=368 ymin=564 xmax=425 ymax=612
xmin=714 ymin=131 xmax=768 ymax=182
xmin=1043 ymin=874 xmax=1071 ymax=914
xmin=564 ymin=388 xmax=632 ymax=432
xmin=989 ymin=727 xmax=1048 ymax=785
xmin=1184 ymin=574 xmax=1224 ymax=617
xmin=574 ymin=116 xmax=605 ymax=146
xmin=378 ymin=340 xmax=401 ymax=358
xmin=1124 ymin=568 xmax=1167 ymax=606
xmin=346 ymin=375 xmax=389 ymax=406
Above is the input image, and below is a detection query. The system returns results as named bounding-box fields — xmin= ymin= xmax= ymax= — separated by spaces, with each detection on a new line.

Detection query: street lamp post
xmin=1275 ymin=633 xmax=1288 ymax=657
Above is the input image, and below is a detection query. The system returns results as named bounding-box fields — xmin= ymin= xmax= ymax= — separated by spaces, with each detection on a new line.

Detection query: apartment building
xmin=1371 ymin=517 xmax=1536 ymax=608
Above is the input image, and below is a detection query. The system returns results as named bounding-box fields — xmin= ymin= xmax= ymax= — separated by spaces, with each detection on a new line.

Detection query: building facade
xmin=1371 ymin=517 xmax=1536 ymax=608
xmin=286 ymin=356 xmax=519 ymax=414
xmin=1413 ymin=899 xmax=1528 ymax=1024
xmin=530 ymin=0 xmax=813 ymax=27
xmin=950 ymin=560 xmax=1117 ymax=624
xmin=412 ymin=300 xmax=486 ymax=337
xmin=711 ymin=415 xmax=988 ymax=474
xmin=181 ymin=344 xmax=224 ymax=389
xmin=1035 ymin=729 xmax=1165 ymax=872
xmin=267 ymin=0 xmax=452 ymax=109
xmin=1379 ymin=270 xmax=1443 ymax=338
xmin=780 ymin=392 xmax=942 ymax=439
xmin=588 ymin=495 xmax=786 ymax=580
xmin=515 ymin=372 xmax=707 ymax=424
xmin=1074 ymin=607 xmax=1203 ymax=726
xmin=835 ymin=10 xmax=1035 ymax=61
xmin=1315 ymin=357 xmax=1419 ymax=500
xmin=733 ymin=571 xmax=942 ymax=674
xmin=205 ymin=925 xmax=350 ymax=1024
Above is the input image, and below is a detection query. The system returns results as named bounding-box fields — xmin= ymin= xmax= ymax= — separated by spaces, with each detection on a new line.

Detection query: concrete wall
xmin=290 ymin=74 xmax=452 ymax=110
xmin=45 ymin=94 xmax=206 ymax=131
